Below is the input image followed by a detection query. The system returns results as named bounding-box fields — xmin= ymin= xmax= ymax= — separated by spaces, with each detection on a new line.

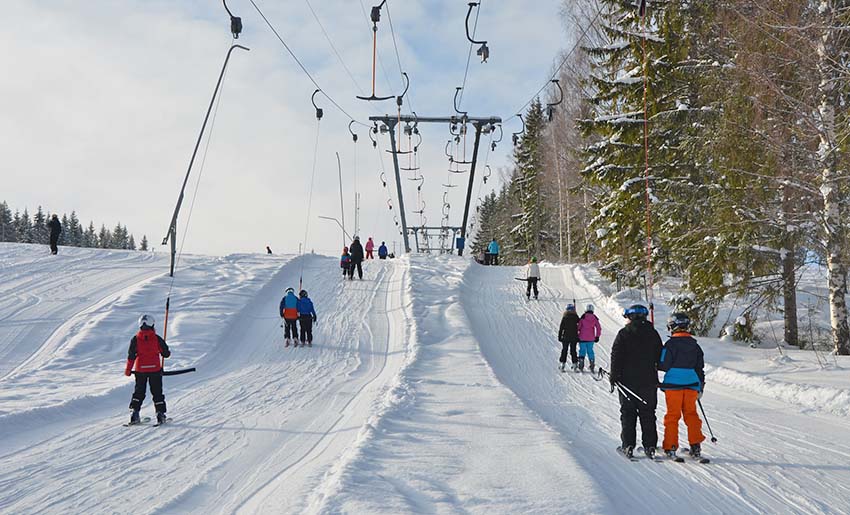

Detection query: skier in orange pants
xmin=658 ymin=312 xmax=706 ymax=460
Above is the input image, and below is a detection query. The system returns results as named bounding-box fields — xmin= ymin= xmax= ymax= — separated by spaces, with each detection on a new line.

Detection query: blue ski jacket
xmin=488 ymin=240 xmax=500 ymax=254
xmin=279 ymin=291 xmax=299 ymax=319
xmin=378 ymin=244 xmax=388 ymax=258
xmin=658 ymin=332 xmax=705 ymax=391
xmin=297 ymin=297 xmax=316 ymax=318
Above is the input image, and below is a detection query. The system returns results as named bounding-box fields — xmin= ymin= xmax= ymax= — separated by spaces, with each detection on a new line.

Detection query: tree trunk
xmin=781 ymin=242 xmax=799 ymax=348
xmin=817 ymin=0 xmax=850 ymax=355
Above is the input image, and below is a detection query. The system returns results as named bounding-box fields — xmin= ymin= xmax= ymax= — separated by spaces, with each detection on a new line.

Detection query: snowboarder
xmin=341 ymin=247 xmax=353 ymax=279
xmin=659 ymin=312 xmax=706 ymax=460
xmin=279 ymin=287 xmax=299 ymax=346
xmin=266 ymin=246 xmax=273 ymax=254
xmin=577 ymin=304 xmax=602 ymax=371
xmin=47 ymin=214 xmax=61 ymax=255
xmin=365 ymin=237 xmax=375 ymax=259
xmin=297 ymin=289 xmax=317 ymax=347
xmin=124 ymin=314 xmax=171 ymax=425
xmin=349 ymin=236 xmax=365 ymax=279
xmin=525 ymin=256 xmax=540 ymax=300
xmin=609 ymin=304 xmax=663 ymax=459
xmin=378 ymin=241 xmax=388 ymax=259
xmin=487 ymin=238 xmax=500 ymax=266
xmin=557 ymin=304 xmax=580 ymax=372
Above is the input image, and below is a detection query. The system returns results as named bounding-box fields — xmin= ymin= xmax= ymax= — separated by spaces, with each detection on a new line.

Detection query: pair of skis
xmin=617 ymin=446 xmax=710 ymax=464
xmin=123 ymin=417 xmax=168 ymax=428
xmin=285 ymin=340 xmax=312 ymax=348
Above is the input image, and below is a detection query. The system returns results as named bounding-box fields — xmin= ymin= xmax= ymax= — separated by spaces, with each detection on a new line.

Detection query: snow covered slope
xmin=1 ymin=244 xmax=848 ymax=514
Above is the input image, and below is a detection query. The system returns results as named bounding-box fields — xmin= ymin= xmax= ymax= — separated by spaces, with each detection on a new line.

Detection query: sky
xmin=1 ymin=0 xmax=572 ymax=257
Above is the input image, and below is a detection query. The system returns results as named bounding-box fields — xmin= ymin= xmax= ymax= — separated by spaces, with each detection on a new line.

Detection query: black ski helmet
xmin=667 ymin=312 xmax=691 ymax=332
xmin=299 ymin=290 xmax=308 ymax=298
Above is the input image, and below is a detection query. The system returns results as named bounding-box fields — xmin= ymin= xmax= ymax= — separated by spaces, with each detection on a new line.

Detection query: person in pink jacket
xmin=365 ymin=237 xmax=375 ymax=259
xmin=577 ymin=304 xmax=602 ymax=372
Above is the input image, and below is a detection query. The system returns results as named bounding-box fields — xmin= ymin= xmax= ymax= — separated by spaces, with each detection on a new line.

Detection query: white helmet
xmin=138 ymin=314 xmax=155 ymax=329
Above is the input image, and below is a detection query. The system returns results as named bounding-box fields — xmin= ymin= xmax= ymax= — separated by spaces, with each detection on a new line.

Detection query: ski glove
xmin=594 ymin=336 xmax=599 ymax=343
xmin=698 ymin=390 xmax=703 ymax=400
xmin=124 ymin=360 xmax=133 ymax=377
xmin=312 ymin=314 xmax=317 ymax=323
xmin=609 ymin=380 xmax=615 ymax=394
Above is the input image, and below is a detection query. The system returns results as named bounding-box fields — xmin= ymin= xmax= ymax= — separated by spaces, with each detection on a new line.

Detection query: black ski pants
xmin=351 ymin=260 xmax=363 ymax=279
xmin=284 ymin=318 xmax=298 ymax=339
xmin=299 ymin=315 xmax=313 ymax=343
xmin=130 ymin=372 xmax=166 ymax=413
xmin=560 ymin=340 xmax=578 ymax=364
xmin=618 ymin=385 xmax=658 ymax=449
xmin=526 ymin=278 xmax=539 ymax=298
xmin=49 ymin=235 xmax=59 ymax=255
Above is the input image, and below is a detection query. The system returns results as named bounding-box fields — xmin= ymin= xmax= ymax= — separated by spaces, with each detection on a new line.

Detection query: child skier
xmin=526 ymin=257 xmax=540 ymax=300
xmin=125 ymin=314 xmax=171 ymax=425
xmin=279 ymin=287 xmax=299 ymax=347
xmin=557 ymin=304 xmax=580 ymax=372
xmin=577 ymin=304 xmax=602 ymax=372
xmin=340 ymin=247 xmax=353 ymax=279
xmin=658 ymin=312 xmax=706 ymax=460
xmin=297 ymin=289 xmax=317 ymax=347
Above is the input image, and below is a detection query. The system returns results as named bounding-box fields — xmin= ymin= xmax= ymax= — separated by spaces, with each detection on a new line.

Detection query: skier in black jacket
xmin=349 ymin=236 xmax=365 ymax=279
xmin=557 ymin=304 xmax=580 ymax=371
xmin=47 ymin=214 xmax=62 ymax=255
xmin=609 ymin=304 xmax=663 ymax=459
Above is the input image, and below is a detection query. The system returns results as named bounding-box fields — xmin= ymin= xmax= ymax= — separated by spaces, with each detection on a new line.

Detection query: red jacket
xmin=126 ymin=328 xmax=170 ymax=374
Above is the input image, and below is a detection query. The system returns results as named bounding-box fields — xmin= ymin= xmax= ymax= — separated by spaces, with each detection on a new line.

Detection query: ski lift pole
xmin=336 ymin=152 xmax=347 ymax=248
xmin=459 ymin=122 xmax=483 ymax=256
xmin=162 ymin=43 xmax=249 ymax=277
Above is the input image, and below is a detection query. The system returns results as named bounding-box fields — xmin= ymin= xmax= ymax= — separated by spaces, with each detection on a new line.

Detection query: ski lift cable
xmin=248 ymin=0 xmax=370 ymax=127
xmin=502 ymin=1 xmax=604 ymax=124
xmin=383 ymin=0 xmax=416 ymax=113
xmin=299 ymin=93 xmax=323 ymax=288
xmin=304 ymin=0 xmax=366 ymax=95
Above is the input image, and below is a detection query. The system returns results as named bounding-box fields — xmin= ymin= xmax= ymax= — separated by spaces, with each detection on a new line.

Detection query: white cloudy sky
xmin=2 ymin=0 xmax=572 ymax=257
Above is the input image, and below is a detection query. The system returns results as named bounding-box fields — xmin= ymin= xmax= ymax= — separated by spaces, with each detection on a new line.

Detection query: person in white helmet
xmin=125 ymin=314 xmax=171 ymax=425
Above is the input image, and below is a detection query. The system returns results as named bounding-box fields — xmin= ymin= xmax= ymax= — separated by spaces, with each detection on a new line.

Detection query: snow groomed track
xmin=1 ymin=244 xmax=849 ymax=514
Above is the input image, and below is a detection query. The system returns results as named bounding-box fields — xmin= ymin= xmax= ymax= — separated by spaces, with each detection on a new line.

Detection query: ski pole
xmin=697 ymin=399 xmax=718 ymax=443
xmin=616 ymin=382 xmax=648 ymax=405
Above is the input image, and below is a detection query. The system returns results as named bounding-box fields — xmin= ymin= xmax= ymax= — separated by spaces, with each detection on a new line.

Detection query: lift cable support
xmin=512 ymin=113 xmax=525 ymax=146
xmin=465 ymin=2 xmax=489 ymax=63
xmin=546 ymin=78 xmax=564 ymax=122
xmin=223 ymin=0 xmax=243 ymax=39
xmin=348 ymin=120 xmax=361 ymax=237
xmin=370 ymin=113 xmax=501 ymax=254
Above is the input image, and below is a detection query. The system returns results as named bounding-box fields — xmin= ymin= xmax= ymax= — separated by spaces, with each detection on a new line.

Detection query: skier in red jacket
xmin=125 ymin=314 xmax=171 ymax=425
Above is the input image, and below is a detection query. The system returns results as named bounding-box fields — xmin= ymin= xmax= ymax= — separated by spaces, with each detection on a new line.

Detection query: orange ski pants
xmin=663 ymin=389 xmax=705 ymax=451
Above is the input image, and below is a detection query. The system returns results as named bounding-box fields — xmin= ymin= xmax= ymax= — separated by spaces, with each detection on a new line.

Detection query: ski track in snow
xmin=461 ymin=263 xmax=850 ymax=514
xmin=2 ymin=243 xmax=849 ymax=514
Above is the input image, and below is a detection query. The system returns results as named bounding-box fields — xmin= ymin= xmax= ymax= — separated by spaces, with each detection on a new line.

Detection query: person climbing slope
xmin=297 ymin=289 xmax=318 ymax=347
xmin=349 ymin=236 xmax=365 ymax=279
xmin=576 ymin=304 xmax=602 ymax=371
xmin=279 ymin=287 xmax=299 ymax=347
xmin=659 ymin=312 xmax=706 ymax=461
xmin=526 ymin=257 xmax=540 ymax=300
xmin=378 ymin=241 xmax=388 ymax=259
xmin=365 ymin=237 xmax=375 ymax=259
xmin=340 ymin=246 xmax=353 ymax=279
xmin=557 ymin=304 xmax=580 ymax=372
xmin=125 ymin=314 xmax=171 ymax=425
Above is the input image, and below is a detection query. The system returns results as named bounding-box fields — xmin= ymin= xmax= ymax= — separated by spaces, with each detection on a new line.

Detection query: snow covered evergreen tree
xmin=140 ymin=235 xmax=149 ymax=251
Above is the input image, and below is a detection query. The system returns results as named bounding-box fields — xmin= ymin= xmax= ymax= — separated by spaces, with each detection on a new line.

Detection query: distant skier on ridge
xmin=47 ymin=214 xmax=62 ymax=255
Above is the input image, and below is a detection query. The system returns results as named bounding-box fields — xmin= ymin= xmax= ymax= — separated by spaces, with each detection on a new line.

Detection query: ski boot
xmin=620 ymin=445 xmax=635 ymax=459
xmin=570 ymin=361 xmax=578 ymax=372
xmin=559 ymin=362 xmax=566 ymax=372
xmin=129 ymin=409 xmax=141 ymax=425
xmin=588 ymin=359 xmax=596 ymax=373
xmin=689 ymin=443 xmax=701 ymax=459
xmin=285 ymin=338 xmax=290 ymax=347
xmin=307 ymin=340 xmax=312 ymax=347
xmin=577 ymin=357 xmax=585 ymax=372
xmin=644 ymin=447 xmax=656 ymax=460
xmin=156 ymin=412 xmax=167 ymax=425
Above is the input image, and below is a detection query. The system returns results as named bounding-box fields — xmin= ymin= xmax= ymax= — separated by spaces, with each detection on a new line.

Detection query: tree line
xmin=471 ymin=0 xmax=850 ymax=355
xmin=0 ymin=201 xmax=149 ymax=252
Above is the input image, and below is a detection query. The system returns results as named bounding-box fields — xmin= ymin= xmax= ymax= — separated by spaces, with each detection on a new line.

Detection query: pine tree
xmin=84 ymin=222 xmax=97 ymax=248
xmin=17 ymin=209 xmax=32 ymax=243
xmin=98 ymin=225 xmax=111 ymax=249
xmin=140 ymin=235 xmax=149 ymax=251
xmin=32 ymin=206 xmax=48 ymax=244
xmin=68 ymin=211 xmax=82 ymax=247
xmin=60 ymin=214 xmax=69 ymax=246
xmin=0 ymin=202 xmax=13 ymax=242
xmin=128 ymin=234 xmax=136 ymax=251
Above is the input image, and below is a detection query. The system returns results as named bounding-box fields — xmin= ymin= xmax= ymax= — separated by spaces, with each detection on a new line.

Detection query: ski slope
xmin=1 ymin=243 xmax=848 ymax=514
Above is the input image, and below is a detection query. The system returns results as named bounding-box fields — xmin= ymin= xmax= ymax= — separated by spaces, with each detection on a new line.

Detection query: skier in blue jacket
xmin=297 ymin=290 xmax=318 ymax=347
xmin=487 ymin=238 xmax=500 ymax=265
xmin=378 ymin=241 xmax=388 ymax=259
xmin=279 ymin=288 xmax=299 ymax=347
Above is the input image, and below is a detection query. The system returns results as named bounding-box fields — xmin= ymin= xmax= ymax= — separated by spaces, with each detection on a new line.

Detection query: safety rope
xmin=640 ymin=1 xmax=655 ymax=324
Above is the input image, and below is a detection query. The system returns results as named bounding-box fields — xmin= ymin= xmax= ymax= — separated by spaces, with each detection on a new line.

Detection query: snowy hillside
xmin=1 ymin=243 xmax=848 ymax=514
